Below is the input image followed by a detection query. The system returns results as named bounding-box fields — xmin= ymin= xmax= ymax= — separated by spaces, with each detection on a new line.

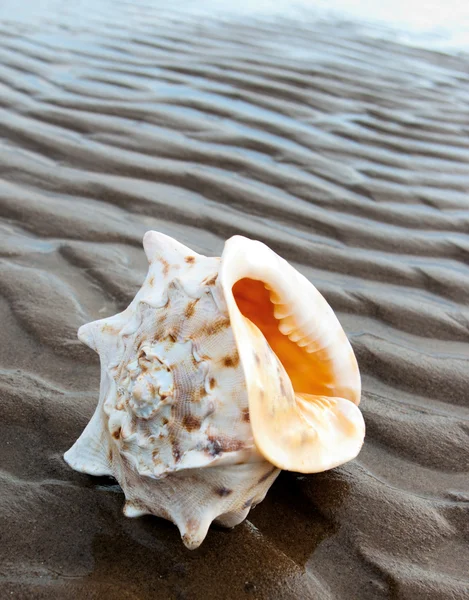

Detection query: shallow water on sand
xmin=0 ymin=1 xmax=468 ymax=598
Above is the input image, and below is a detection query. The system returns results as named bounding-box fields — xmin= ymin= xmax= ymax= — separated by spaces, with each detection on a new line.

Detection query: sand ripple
xmin=0 ymin=1 xmax=468 ymax=598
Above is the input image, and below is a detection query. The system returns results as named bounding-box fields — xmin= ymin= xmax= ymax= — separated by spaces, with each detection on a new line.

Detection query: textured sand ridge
xmin=0 ymin=1 xmax=468 ymax=598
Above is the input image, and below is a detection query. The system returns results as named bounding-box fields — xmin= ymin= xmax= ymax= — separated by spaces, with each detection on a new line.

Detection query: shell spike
xmin=123 ymin=501 xmax=148 ymax=518
xmin=177 ymin=514 xmax=215 ymax=550
xmin=64 ymin=408 xmax=112 ymax=476
xmin=143 ymin=230 xmax=197 ymax=265
xmin=215 ymin=507 xmax=250 ymax=528
xmin=77 ymin=320 xmax=99 ymax=351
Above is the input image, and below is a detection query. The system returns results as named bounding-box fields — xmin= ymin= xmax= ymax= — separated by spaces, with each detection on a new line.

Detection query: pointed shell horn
xmin=143 ymin=230 xmax=197 ymax=265
xmin=219 ymin=236 xmax=364 ymax=473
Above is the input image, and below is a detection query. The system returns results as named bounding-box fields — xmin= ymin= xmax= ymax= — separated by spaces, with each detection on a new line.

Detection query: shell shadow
xmin=246 ymin=469 xmax=351 ymax=567
xmin=60 ymin=466 xmax=350 ymax=597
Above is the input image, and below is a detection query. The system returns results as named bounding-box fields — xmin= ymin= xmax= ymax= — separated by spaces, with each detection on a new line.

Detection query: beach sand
xmin=0 ymin=1 xmax=468 ymax=598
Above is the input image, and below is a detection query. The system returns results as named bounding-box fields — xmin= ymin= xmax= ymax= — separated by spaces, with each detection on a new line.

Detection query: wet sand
xmin=0 ymin=1 xmax=468 ymax=598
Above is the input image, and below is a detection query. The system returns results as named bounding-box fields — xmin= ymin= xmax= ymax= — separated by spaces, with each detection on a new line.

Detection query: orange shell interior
xmin=232 ymin=278 xmax=339 ymax=397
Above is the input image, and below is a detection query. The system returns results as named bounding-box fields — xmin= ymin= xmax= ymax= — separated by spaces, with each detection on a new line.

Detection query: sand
xmin=0 ymin=1 xmax=468 ymax=598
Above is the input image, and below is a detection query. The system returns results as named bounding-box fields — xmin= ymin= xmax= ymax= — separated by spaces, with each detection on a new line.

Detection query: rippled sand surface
xmin=1 ymin=1 xmax=468 ymax=598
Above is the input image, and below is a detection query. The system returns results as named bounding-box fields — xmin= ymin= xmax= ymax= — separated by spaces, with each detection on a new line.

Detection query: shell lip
xmin=218 ymin=234 xmax=364 ymax=474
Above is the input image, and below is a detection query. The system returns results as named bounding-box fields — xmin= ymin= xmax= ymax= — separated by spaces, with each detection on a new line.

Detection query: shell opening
xmin=220 ymin=236 xmax=364 ymax=473
xmin=232 ymin=278 xmax=339 ymax=398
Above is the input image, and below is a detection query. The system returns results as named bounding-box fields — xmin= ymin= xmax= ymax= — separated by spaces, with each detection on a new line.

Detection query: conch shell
xmin=64 ymin=232 xmax=364 ymax=549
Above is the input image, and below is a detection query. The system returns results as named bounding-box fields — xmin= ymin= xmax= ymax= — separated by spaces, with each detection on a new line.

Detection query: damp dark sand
xmin=0 ymin=1 xmax=468 ymax=598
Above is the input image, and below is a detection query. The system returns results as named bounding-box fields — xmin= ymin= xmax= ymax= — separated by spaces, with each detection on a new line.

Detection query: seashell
xmin=64 ymin=231 xmax=364 ymax=548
